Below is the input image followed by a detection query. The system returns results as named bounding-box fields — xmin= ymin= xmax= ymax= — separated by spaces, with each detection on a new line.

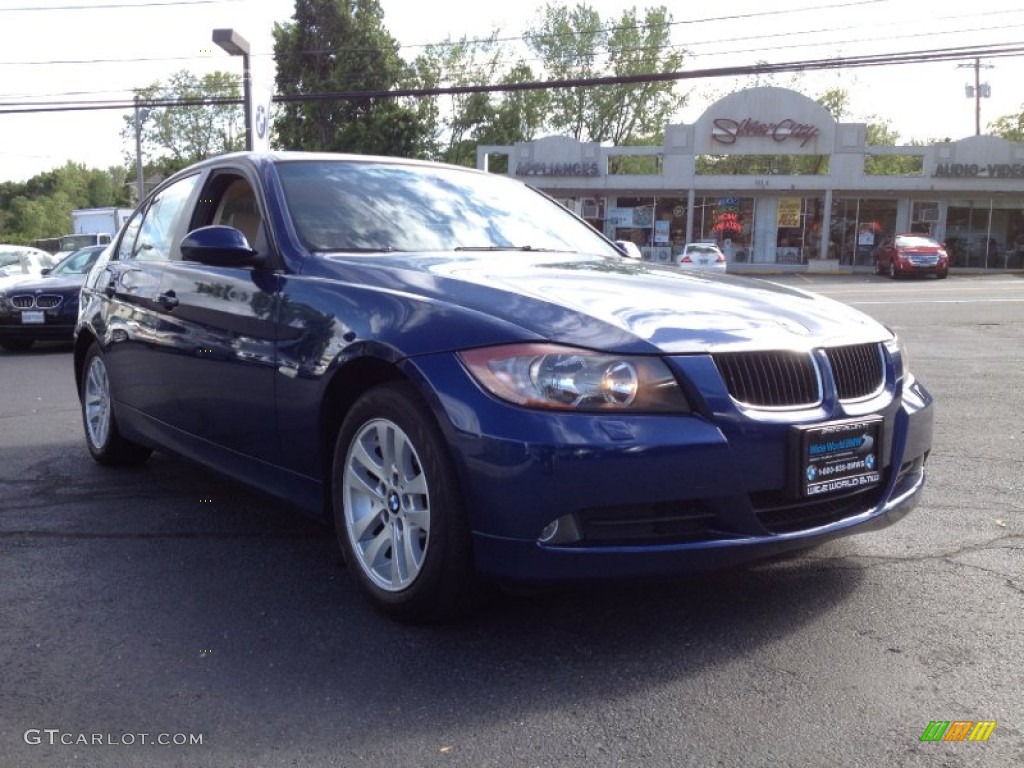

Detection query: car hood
xmin=3 ymin=274 xmax=86 ymax=293
xmin=0 ymin=273 xmax=41 ymax=290
xmin=318 ymin=252 xmax=890 ymax=354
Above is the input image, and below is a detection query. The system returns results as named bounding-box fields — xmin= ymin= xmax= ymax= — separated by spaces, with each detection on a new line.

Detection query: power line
xmin=4 ymin=5 xmax=1019 ymax=68
xmin=3 ymin=43 xmax=1023 ymax=116
xmin=0 ymin=0 xmax=245 ymax=10
xmin=393 ymin=0 xmax=889 ymax=51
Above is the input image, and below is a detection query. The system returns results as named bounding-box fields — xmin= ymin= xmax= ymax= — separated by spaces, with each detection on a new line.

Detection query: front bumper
xmin=0 ymin=320 xmax=76 ymax=341
xmin=410 ymin=354 xmax=934 ymax=585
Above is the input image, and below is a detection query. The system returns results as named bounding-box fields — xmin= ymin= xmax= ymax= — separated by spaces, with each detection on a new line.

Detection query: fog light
xmin=538 ymin=513 xmax=582 ymax=544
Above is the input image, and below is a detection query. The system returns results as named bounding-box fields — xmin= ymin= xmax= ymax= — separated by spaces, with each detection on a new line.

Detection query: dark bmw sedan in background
xmin=74 ymin=152 xmax=934 ymax=622
xmin=0 ymin=244 xmax=106 ymax=352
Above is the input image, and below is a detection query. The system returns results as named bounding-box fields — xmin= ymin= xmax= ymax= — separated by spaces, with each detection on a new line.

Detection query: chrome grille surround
xmin=713 ymin=350 xmax=822 ymax=408
xmin=825 ymin=343 xmax=885 ymax=401
xmin=34 ymin=295 xmax=63 ymax=309
xmin=9 ymin=294 xmax=63 ymax=310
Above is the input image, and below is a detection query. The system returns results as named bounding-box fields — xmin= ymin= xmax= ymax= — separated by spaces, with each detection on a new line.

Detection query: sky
xmin=2 ymin=0 xmax=1024 ymax=183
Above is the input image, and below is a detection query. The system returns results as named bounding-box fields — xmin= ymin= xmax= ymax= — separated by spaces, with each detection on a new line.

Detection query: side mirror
xmin=41 ymin=268 xmax=51 ymax=275
xmin=180 ymin=225 xmax=263 ymax=267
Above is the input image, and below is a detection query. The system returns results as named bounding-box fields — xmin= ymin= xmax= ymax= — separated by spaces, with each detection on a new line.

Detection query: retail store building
xmin=477 ymin=86 xmax=1024 ymax=270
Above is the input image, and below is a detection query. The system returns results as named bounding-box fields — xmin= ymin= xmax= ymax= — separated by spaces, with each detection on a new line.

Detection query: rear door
xmin=97 ymin=172 xmax=202 ymax=423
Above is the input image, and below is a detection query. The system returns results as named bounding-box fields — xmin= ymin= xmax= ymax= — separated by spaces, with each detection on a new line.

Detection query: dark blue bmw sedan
xmin=0 ymin=245 xmax=105 ymax=351
xmin=74 ymin=152 xmax=933 ymax=622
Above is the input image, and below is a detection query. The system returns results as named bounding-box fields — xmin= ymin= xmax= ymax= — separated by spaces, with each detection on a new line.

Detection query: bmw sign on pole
xmin=249 ymin=58 xmax=272 ymax=152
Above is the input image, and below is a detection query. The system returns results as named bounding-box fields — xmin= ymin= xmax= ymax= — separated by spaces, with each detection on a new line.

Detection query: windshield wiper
xmin=454 ymin=245 xmax=564 ymax=252
xmin=320 ymin=246 xmax=405 ymax=253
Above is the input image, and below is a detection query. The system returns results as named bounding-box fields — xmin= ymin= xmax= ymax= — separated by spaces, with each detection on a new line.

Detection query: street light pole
xmin=212 ymin=28 xmax=252 ymax=151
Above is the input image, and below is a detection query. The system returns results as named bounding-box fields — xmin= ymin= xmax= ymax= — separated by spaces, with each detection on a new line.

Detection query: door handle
xmin=157 ymin=290 xmax=179 ymax=310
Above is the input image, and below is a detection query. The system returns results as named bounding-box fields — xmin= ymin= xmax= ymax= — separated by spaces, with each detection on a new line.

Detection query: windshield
xmin=895 ymin=236 xmax=940 ymax=249
xmin=52 ymin=247 xmax=102 ymax=275
xmin=275 ymin=160 xmax=617 ymax=256
xmin=0 ymin=250 xmax=26 ymax=270
xmin=59 ymin=234 xmax=101 ymax=252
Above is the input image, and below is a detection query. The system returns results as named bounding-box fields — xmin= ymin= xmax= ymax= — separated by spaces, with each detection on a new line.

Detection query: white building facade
xmin=477 ymin=86 xmax=1024 ymax=270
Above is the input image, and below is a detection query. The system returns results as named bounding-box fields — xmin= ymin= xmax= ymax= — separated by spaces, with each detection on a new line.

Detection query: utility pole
xmin=958 ymin=58 xmax=993 ymax=136
xmin=133 ymin=96 xmax=147 ymax=202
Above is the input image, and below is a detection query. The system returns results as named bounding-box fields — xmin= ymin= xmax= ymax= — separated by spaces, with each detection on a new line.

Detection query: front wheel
xmin=81 ymin=344 xmax=152 ymax=466
xmin=332 ymin=382 xmax=484 ymax=622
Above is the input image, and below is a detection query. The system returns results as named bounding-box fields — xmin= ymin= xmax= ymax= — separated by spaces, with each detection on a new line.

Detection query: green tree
xmin=524 ymin=3 xmax=686 ymax=144
xmin=818 ymin=87 xmax=850 ymax=121
xmin=0 ymin=162 xmax=131 ymax=243
xmin=411 ymin=32 xmax=507 ymax=166
xmin=989 ymin=109 xmax=1024 ymax=142
xmin=864 ymin=119 xmax=925 ymax=175
xmin=478 ymin=62 xmax=550 ymax=146
xmin=272 ymin=0 xmax=431 ymax=157
xmin=122 ymin=70 xmax=244 ymax=179
xmin=408 ymin=35 xmax=549 ymax=167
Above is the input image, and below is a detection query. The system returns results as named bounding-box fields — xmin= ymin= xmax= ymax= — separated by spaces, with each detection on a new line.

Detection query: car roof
xmin=182 ymin=150 xmax=484 ymax=177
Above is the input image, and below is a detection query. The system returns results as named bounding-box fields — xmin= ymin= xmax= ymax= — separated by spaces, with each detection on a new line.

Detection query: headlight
xmin=885 ymin=335 xmax=913 ymax=385
xmin=459 ymin=343 xmax=691 ymax=412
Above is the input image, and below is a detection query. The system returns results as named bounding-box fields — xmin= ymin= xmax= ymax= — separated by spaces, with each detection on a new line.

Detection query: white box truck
xmin=54 ymin=207 xmax=134 ymax=257
xmin=71 ymin=207 xmax=133 ymax=239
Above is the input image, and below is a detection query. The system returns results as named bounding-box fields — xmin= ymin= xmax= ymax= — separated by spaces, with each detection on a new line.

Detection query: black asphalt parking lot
xmin=1 ymin=273 xmax=1022 ymax=767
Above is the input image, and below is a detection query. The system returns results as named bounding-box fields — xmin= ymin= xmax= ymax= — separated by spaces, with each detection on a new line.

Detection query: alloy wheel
xmin=84 ymin=355 xmax=112 ymax=450
xmin=343 ymin=418 xmax=431 ymax=592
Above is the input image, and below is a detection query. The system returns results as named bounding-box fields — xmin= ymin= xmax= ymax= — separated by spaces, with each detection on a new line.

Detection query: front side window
xmin=275 ymin=160 xmax=617 ymax=256
xmin=131 ymin=173 xmax=201 ymax=262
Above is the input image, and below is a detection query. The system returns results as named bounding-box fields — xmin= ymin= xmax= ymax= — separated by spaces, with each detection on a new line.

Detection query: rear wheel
xmin=332 ymin=382 xmax=484 ymax=623
xmin=81 ymin=344 xmax=152 ymax=466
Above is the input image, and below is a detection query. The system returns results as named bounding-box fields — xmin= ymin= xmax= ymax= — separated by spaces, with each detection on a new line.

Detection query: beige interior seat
xmin=215 ymin=179 xmax=262 ymax=246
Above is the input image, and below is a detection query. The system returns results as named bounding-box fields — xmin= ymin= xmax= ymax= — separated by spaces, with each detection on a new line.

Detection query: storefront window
xmin=910 ymin=201 xmax=940 ymax=236
xmin=693 ymin=196 xmax=755 ymax=263
xmin=943 ymin=199 xmax=1021 ymax=268
xmin=606 ymin=196 xmax=687 ymax=263
xmin=774 ymin=196 xmax=826 ymax=263
xmin=830 ymin=198 xmax=898 ymax=266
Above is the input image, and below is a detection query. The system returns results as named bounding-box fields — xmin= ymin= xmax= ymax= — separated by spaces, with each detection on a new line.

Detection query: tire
xmin=936 ymin=270 xmax=948 ymax=280
xmin=81 ymin=344 xmax=152 ymax=466
xmin=1 ymin=338 xmax=33 ymax=352
xmin=332 ymin=382 xmax=484 ymax=623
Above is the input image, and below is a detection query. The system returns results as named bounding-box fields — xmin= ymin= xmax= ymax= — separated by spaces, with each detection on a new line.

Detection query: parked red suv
xmin=875 ymin=234 xmax=949 ymax=279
